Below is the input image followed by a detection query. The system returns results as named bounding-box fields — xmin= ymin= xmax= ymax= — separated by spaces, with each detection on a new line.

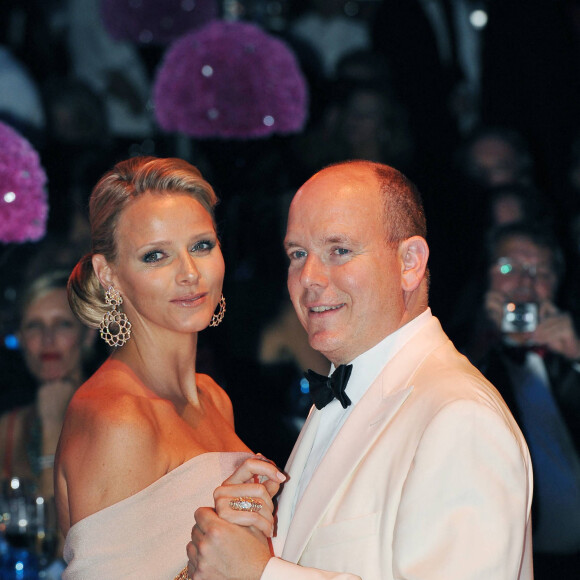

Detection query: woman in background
xmin=0 ymin=270 xmax=97 ymax=500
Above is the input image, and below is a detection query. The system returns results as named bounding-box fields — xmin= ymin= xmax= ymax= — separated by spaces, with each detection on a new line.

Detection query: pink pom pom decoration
xmin=99 ymin=0 xmax=219 ymax=45
xmin=0 ymin=122 xmax=48 ymax=244
xmin=153 ymin=20 xmax=308 ymax=139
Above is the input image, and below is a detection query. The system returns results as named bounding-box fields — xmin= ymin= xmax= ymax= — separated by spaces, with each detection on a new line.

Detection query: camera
xmin=501 ymin=302 xmax=538 ymax=333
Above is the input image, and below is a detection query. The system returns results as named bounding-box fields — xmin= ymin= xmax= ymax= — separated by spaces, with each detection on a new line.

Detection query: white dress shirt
xmin=294 ymin=308 xmax=433 ymax=513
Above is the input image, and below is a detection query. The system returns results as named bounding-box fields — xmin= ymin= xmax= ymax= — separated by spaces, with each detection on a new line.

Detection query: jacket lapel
xmin=273 ymin=408 xmax=321 ymax=551
xmin=281 ymin=378 xmax=413 ymax=562
xmin=278 ymin=316 xmax=450 ymax=563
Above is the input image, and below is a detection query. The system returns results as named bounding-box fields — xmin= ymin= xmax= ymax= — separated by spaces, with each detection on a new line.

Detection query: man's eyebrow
xmin=325 ymin=234 xmax=352 ymax=244
xmin=284 ymin=240 xmax=300 ymax=250
xmin=284 ymin=234 xmax=353 ymax=249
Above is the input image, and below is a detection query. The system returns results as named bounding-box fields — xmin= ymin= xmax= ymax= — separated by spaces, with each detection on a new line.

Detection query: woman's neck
xmin=110 ymin=331 xmax=201 ymax=407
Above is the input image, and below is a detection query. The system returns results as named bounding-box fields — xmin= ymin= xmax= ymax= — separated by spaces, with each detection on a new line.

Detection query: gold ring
xmin=229 ymin=496 xmax=263 ymax=512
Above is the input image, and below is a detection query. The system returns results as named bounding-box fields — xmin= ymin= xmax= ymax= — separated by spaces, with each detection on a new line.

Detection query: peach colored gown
xmin=63 ymin=452 xmax=252 ymax=579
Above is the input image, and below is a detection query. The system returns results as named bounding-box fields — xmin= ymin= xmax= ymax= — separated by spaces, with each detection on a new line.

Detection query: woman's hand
xmin=224 ymin=455 xmax=286 ymax=495
xmin=213 ymin=456 xmax=286 ymax=537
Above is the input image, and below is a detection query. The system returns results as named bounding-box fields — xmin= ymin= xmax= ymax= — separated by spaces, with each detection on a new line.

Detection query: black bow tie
xmin=304 ymin=364 xmax=353 ymax=410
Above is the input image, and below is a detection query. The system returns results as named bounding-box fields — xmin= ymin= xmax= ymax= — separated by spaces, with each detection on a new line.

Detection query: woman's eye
xmin=192 ymin=240 xmax=215 ymax=253
xmin=143 ymin=251 xmax=164 ymax=263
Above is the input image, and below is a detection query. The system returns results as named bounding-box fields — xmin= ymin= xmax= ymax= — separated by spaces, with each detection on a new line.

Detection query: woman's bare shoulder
xmin=196 ymin=373 xmax=233 ymax=416
xmin=64 ymin=363 xmax=146 ymax=425
xmin=58 ymin=364 xmax=169 ymax=527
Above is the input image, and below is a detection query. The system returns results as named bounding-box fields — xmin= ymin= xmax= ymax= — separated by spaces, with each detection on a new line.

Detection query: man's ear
xmin=400 ymin=236 xmax=429 ymax=292
xmin=92 ymin=254 xmax=118 ymax=291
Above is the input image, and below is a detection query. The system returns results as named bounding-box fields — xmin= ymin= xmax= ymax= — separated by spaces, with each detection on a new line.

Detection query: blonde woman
xmin=55 ymin=157 xmax=283 ymax=579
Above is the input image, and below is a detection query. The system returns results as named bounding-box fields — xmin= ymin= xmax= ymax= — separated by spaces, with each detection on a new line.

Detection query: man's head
xmin=487 ymin=222 xmax=563 ymax=313
xmin=284 ymin=160 xmax=429 ymax=365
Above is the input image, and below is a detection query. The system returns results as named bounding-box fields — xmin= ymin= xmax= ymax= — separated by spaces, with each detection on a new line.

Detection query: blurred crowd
xmin=1 ymin=0 xmax=580 ymax=574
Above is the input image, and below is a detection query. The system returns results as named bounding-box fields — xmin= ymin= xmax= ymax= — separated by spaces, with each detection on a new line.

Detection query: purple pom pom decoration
xmin=0 ymin=122 xmax=48 ymax=244
xmin=153 ymin=20 xmax=308 ymax=139
xmin=99 ymin=0 xmax=219 ymax=45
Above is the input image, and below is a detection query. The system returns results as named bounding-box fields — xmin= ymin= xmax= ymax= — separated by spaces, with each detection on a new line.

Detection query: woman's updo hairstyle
xmin=68 ymin=156 xmax=219 ymax=328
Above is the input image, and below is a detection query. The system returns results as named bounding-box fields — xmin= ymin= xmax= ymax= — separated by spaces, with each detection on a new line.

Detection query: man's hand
xmin=534 ymin=302 xmax=580 ymax=360
xmin=187 ymin=507 xmax=272 ymax=580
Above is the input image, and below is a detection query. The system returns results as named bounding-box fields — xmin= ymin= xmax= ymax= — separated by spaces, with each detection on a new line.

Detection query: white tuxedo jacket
xmin=262 ymin=317 xmax=533 ymax=579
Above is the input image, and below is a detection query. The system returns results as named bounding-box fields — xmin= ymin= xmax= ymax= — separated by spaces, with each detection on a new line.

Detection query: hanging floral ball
xmin=0 ymin=122 xmax=48 ymax=244
xmin=99 ymin=0 xmax=219 ymax=45
xmin=153 ymin=20 xmax=308 ymax=139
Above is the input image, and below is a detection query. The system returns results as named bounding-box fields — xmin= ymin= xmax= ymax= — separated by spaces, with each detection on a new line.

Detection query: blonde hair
xmin=68 ymin=157 xmax=219 ymax=328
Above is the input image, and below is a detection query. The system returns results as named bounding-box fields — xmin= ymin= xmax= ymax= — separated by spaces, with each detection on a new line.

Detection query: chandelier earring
xmin=99 ymin=286 xmax=132 ymax=347
xmin=210 ymin=295 xmax=226 ymax=327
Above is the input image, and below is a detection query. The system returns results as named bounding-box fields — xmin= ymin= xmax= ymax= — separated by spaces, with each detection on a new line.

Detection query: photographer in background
xmin=463 ymin=221 xmax=580 ymax=579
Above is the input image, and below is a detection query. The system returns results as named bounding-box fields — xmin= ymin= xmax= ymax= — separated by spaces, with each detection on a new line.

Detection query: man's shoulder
xmin=407 ymin=340 xmax=508 ymax=410
xmin=368 ymin=318 xmax=512 ymax=418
